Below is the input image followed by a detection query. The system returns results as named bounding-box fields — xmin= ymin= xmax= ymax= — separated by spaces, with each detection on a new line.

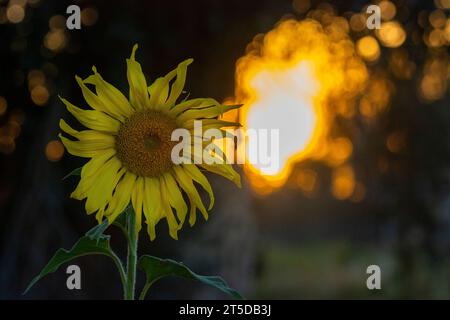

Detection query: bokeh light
xmin=356 ymin=36 xmax=381 ymax=62
xmin=429 ymin=9 xmax=446 ymax=29
xmin=436 ymin=0 xmax=450 ymax=8
xmin=44 ymin=29 xmax=67 ymax=52
xmin=81 ymin=7 xmax=98 ymax=26
xmin=0 ymin=96 xmax=7 ymax=116
xmin=27 ymin=69 xmax=45 ymax=90
xmin=331 ymin=165 xmax=355 ymax=200
xmin=30 ymin=85 xmax=49 ymax=106
xmin=389 ymin=49 xmax=416 ymax=80
xmin=294 ymin=168 xmax=318 ymax=195
xmin=376 ymin=21 xmax=406 ymax=48
xmin=49 ymin=15 xmax=66 ymax=30
xmin=0 ymin=136 xmax=15 ymax=155
xmin=234 ymin=17 xmax=369 ymax=193
xmin=6 ymin=4 xmax=24 ymax=24
xmin=419 ymin=55 xmax=448 ymax=102
xmin=349 ymin=13 xmax=366 ymax=33
xmin=326 ymin=137 xmax=353 ymax=167
xmin=379 ymin=1 xmax=396 ymax=21
xmin=45 ymin=140 xmax=65 ymax=162
xmin=292 ymin=0 xmax=311 ymax=14
xmin=386 ymin=130 xmax=407 ymax=154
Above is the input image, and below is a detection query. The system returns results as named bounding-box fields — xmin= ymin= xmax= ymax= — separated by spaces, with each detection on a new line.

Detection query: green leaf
xmin=24 ymin=221 xmax=126 ymax=295
xmin=62 ymin=167 xmax=82 ymax=180
xmin=138 ymin=255 xmax=243 ymax=300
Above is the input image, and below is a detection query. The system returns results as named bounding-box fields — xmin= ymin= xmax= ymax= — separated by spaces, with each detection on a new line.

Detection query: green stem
xmin=139 ymin=277 xmax=162 ymax=300
xmin=110 ymin=251 xmax=127 ymax=298
xmin=139 ymin=282 xmax=151 ymax=300
xmin=125 ymin=209 xmax=138 ymax=300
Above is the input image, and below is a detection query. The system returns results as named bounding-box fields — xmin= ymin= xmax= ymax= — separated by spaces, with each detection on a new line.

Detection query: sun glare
xmin=233 ymin=18 xmax=370 ymax=194
xmin=245 ymin=62 xmax=319 ymax=177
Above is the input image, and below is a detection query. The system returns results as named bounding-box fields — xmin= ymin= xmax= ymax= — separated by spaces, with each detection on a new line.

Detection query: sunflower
xmin=59 ymin=44 xmax=241 ymax=240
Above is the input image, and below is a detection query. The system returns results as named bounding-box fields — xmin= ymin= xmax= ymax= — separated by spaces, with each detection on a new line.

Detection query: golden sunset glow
xmin=244 ymin=61 xmax=319 ymax=179
xmin=233 ymin=18 xmax=369 ymax=194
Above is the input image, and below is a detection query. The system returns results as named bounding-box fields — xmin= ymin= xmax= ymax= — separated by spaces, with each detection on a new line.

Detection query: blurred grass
xmin=255 ymin=241 xmax=450 ymax=299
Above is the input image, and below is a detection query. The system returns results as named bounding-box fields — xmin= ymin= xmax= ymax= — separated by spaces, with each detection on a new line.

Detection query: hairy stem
xmin=125 ymin=209 xmax=138 ymax=300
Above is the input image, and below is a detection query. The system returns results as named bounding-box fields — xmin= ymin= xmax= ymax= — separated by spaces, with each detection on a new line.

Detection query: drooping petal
xmin=164 ymin=59 xmax=193 ymax=108
xmin=60 ymin=97 xmax=120 ymax=133
xmin=75 ymin=75 xmax=116 ymax=116
xmin=200 ymin=163 xmax=242 ymax=188
xmin=84 ymin=67 xmax=134 ymax=120
xmin=199 ymin=138 xmax=229 ymax=162
xmin=183 ymin=119 xmax=241 ymax=131
xmin=126 ymin=44 xmax=149 ymax=110
xmin=182 ymin=164 xmax=214 ymax=210
xmin=143 ymin=177 xmax=163 ymax=241
xmin=148 ymin=76 xmax=172 ymax=110
xmin=59 ymin=119 xmax=115 ymax=145
xmin=59 ymin=134 xmax=113 ymax=158
xmin=131 ymin=177 xmax=145 ymax=236
xmin=159 ymin=175 xmax=180 ymax=240
xmin=172 ymin=166 xmax=208 ymax=226
xmin=176 ymin=104 xmax=241 ymax=124
xmin=169 ymin=98 xmax=220 ymax=118
xmin=95 ymin=206 xmax=106 ymax=224
xmin=105 ymin=171 xmax=137 ymax=224
xmin=162 ymin=172 xmax=187 ymax=225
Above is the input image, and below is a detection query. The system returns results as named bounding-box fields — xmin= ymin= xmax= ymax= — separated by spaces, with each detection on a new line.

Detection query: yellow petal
xmin=148 ymin=77 xmax=171 ymax=110
xmin=162 ymin=172 xmax=187 ymax=225
xmin=188 ymin=200 xmax=197 ymax=226
xmin=75 ymin=75 xmax=112 ymax=115
xmin=175 ymin=104 xmax=241 ymax=124
xmin=131 ymin=177 xmax=145 ymax=236
xmin=84 ymin=67 xmax=134 ymax=120
xmin=159 ymin=175 xmax=180 ymax=240
xmin=60 ymin=97 xmax=120 ymax=133
xmin=126 ymin=44 xmax=149 ymax=110
xmin=183 ymin=119 xmax=241 ymax=131
xmin=71 ymin=149 xmax=116 ymax=200
xmin=59 ymin=134 xmax=113 ymax=158
xmin=59 ymin=119 xmax=115 ymax=145
xmin=143 ymin=177 xmax=162 ymax=241
xmin=177 ymin=146 xmax=204 ymax=165
xmin=95 ymin=207 xmax=106 ymax=224
xmin=146 ymin=221 xmax=156 ymax=241
xmin=200 ymin=163 xmax=241 ymax=188
xmin=84 ymin=157 xmax=124 ymax=214
xmin=182 ymin=164 xmax=214 ymax=210
xmin=172 ymin=166 xmax=208 ymax=225
xmin=164 ymin=59 xmax=193 ymax=108
xmin=169 ymin=98 xmax=219 ymax=118
xmin=105 ymin=171 xmax=136 ymax=223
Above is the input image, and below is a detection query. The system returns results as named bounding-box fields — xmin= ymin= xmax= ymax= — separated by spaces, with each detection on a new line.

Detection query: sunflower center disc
xmin=115 ymin=110 xmax=178 ymax=177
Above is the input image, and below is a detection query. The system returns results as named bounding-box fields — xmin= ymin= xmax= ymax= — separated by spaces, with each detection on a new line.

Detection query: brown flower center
xmin=115 ymin=110 xmax=178 ymax=177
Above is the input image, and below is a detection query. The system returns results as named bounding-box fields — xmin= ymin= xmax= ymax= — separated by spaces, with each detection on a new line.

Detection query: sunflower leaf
xmin=24 ymin=223 xmax=125 ymax=295
xmin=138 ymin=255 xmax=243 ymax=300
xmin=62 ymin=167 xmax=82 ymax=180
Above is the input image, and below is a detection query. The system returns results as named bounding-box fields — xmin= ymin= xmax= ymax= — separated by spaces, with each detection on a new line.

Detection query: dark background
xmin=0 ymin=0 xmax=449 ymax=299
